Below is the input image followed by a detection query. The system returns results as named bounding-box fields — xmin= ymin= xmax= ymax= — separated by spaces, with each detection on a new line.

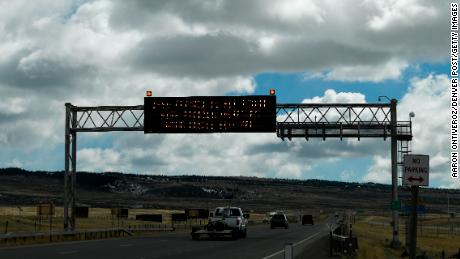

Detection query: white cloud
xmin=78 ymin=148 xmax=121 ymax=172
xmin=362 ymin=74 xmax=451 ymax=186
xmin=399 ymin=74 xmax=450 ymax=184
xmin=267 ymin=0 xmax=325 ymax=24
xmin=322 ymin=59 xmax=409 ymax=82
xmin=302 ymin=89 xmax=365 ymax=103
xmin=0 ymin=97 xmax=28 ymax=115
xmin=296 ymin=89 xmax=368 ymax=124
xmin=363 ymin=155 xmax=391 ymax=183
xmin=365 ymin=0 xmax=438 ymax=31
xmin=275 ymin=164 xmax=305 ymax=179
xmin=340 ymin=170 xmax=355 ymax=182
xmin=5 ymin=159 xmax=22 ymax=168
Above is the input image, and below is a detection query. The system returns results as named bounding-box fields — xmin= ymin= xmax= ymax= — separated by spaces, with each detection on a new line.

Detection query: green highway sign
xmin=391 ymin=200 xmax=401 ymax=211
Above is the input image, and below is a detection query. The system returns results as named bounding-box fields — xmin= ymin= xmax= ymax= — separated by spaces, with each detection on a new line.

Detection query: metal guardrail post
xmin=330 ymin=231 xmax=333 ymax=256
xmin=284 ymin=243 xmax=293 ymax=259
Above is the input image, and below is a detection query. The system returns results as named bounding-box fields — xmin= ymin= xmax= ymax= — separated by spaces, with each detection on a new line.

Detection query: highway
xmin=0 ymin=223 xmax=330 ymax=259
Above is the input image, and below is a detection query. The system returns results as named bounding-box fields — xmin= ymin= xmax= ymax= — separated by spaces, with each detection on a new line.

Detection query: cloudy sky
xmin=0 ymin=0 xmax=455 ymax=188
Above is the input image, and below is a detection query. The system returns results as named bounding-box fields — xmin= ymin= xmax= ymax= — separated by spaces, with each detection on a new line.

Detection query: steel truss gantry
xmin=64 ymin=100 xmax=411 ymax=246
xmin=64 ymin=103 xmax=144 ymax=230
xmin=276 ymin=102 xmax=412 ymax=140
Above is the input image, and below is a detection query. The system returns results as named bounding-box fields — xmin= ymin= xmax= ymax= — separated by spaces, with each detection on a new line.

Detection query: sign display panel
xmin=403 ymin=154 xmax=429 ymax=186
xmin=144 ymin=96 xmax=276 ymax=133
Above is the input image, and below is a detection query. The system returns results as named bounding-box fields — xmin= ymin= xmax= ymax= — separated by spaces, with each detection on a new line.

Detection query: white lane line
xmin=293 ymin=231 xmax=321 ymax=247
xmin=262 ymin=232 xmax=321 ymax=259
xmin=57 ymin=250 xmax=78 ymax=255
xmin=120 ymin=244 xmax=133 ymax=247
xmin=262 ymin=249 xmax=284 ymax=259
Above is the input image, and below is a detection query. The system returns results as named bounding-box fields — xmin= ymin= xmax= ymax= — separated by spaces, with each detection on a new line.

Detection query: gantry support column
xmin=390 ymin=99 xmax=400 ymax=247
xmin=64 ymin=103 xmax=77 ymax=231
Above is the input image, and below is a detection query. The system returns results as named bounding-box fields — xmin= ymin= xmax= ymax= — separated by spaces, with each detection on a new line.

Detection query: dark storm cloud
xmin=131 ymin=155 xmax=167 ymax=167
xmin=246 ymin=139 xmax=388 ymax=159
xmin=0 ymin=50 xmax=97 ymax=90
xmin=130 ymin=34 xmax=260 ymax=77
xmin=111 ymin=0 xmax=448 ymax=78
xmin=129 ymin=35 xmax=391 ymax=77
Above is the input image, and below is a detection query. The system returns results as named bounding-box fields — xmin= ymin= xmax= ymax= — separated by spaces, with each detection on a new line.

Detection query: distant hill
xmin=0 ymin=168 xmax=458 ymax=213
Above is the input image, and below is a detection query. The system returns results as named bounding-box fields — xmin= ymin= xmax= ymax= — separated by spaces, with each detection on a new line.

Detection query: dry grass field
xmin=353 ymin=214 xmax=460 ymax=259
xmin=0 ymin=206 xmax=185 ymax=233
xmin=0 ymin=206 xmax=271 ymax=234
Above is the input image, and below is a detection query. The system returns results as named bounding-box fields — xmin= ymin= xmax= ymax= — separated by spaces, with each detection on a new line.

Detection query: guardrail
xmin=0 ymin=228 xmax=133 ymax=246
xmin=0 ymin=221 xmax=207 ymax=246
xmin=329 ymin=216 xmax=358 ymax=256
xmin=127 ymin=224 xmax=174 ymax=232
xmin=330 ymin=231 xmax=358 ymax=256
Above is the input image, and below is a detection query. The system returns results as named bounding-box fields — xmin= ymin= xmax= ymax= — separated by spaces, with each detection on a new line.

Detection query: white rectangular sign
xmin=403 ymin=154 xmax=429 ymax=186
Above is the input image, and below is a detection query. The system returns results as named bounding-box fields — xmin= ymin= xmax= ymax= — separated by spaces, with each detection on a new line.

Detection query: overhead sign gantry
xmin=64 ymin=91 xmax=412 ymax=247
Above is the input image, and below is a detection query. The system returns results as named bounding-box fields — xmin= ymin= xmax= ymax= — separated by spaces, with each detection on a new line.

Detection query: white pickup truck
xmin=191 ymin=207 xmax=249 ymax=240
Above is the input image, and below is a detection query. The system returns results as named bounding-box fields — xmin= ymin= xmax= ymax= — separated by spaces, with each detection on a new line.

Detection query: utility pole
xmin=390 ymin=99 xmax=400 ymax=247
xmin=409 ymin=186 xmax=419 ymax=259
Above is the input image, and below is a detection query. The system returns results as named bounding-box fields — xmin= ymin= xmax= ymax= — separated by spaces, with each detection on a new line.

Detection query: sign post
xmin=409 ymin=186 xmax=418 ymax=259
xmin=403 ymin=155 xmax=429 ymax=259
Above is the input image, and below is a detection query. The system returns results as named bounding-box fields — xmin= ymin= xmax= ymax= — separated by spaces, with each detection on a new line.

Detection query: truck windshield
xmin=228 ymin=209 xmax=241 ymax=216
xmin=214 ymin=208 xmax=241 ymax=217
xmin=273 ymin=214 xmax=285 ymax=220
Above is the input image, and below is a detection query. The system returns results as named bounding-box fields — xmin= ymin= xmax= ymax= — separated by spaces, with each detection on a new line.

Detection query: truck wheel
xmin=192 ymin=233 xmax=199 ymax=240
xmin=241 ymin=229 xmax=247 ymax=238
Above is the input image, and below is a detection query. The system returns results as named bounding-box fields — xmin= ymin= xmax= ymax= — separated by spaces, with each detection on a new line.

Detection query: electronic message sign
xmin=144 ymin=96 xmax=276 ymax=133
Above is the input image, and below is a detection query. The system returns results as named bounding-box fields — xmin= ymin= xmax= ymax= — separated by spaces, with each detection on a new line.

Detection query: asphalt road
xmin=0 ymin=223 xmax=330 ymax=259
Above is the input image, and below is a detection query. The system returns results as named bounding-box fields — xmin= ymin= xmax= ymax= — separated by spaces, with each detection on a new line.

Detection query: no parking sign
xmin=403 ymin=155 xmax=429 ymax=186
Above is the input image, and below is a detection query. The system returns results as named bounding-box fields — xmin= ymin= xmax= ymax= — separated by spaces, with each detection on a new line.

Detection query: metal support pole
xmin=64 ymin=103 xmax=71 ymax=231
xmin=71 ymin=109 xmax=77 ymax=230
xmin=409 ymin=186 xmax=419 ymax=259
xmin=64 ymin=103 xmax=77 ymax=231
xmin=390 ymin=99 xmax=400 ymax=247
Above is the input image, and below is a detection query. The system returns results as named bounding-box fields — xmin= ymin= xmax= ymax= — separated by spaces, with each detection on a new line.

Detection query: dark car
xmin=302 ymin=215 xmax=314 ymax=225
xmin=270 ymin=213 xmax=288 ymax=229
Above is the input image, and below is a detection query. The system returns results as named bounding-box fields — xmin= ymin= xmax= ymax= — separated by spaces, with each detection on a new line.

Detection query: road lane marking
xmin=262 ymin=249 xmax=284 ymax=259
xmin=58 ymin=250 xmax=78 ymax=255
xmin=120 ymin=244 xmax=133 ymax=247
xmin=262 ymin=231 xmax=321 ymax=259
xmin=293 ymin=232 xmax=321 ymax=247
